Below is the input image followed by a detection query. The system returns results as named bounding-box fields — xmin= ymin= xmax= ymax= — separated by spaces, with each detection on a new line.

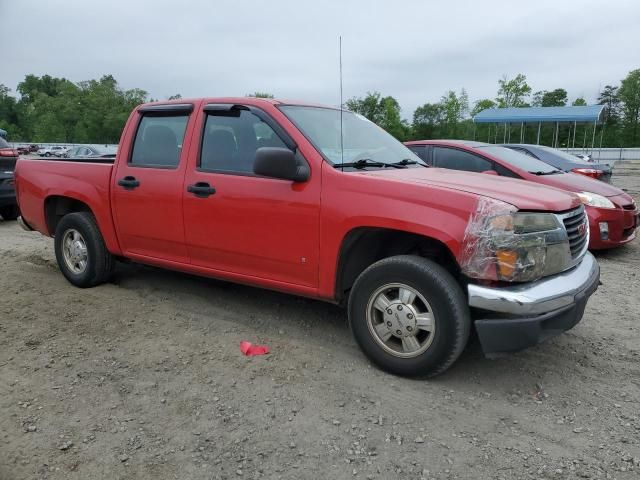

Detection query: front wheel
xmin=348 ymin=255 xmax=470 ymax=377
xmin=54 ymin=212 xmax=114 ymax=288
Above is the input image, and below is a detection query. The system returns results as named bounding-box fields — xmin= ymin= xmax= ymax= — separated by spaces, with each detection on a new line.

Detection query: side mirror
xmin=253 ymin=147 xmax=309 ymax=182
xmin=482 ymin=169 xmax=499 ymax=175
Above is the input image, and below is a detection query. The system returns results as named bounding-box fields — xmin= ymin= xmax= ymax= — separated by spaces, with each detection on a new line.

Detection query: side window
xmin=130 ymin=114 xmax=189 ymax=168
xmin=433 ymin=147 xmax=492 ymax=173
xmin=200 ymin=109 xmax=287 ymax=174
xmin=408 ymin=145 xmax=426 ymax=161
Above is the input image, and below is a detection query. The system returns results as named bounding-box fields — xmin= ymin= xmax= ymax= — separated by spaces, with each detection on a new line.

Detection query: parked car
xmin=405 ymin=140 xmax=637 ymax=249
xmin=37 ymin=145 xmax=69 ymax=157
xmin=16 ymin=144 xmax=39 ymax=155
xmin=64 ymin=145 xmax=117 ymax=159
xmin=502 ymin=144 xmax=611 ymax=182
xmin=0 ymin=137 xmax=19 ymax=220
xmin=15 ymin=98 xmax=600 ymax=377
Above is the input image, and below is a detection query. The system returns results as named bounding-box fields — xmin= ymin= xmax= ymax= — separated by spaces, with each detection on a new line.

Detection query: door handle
xmin=117 ymin=176 xmax=140 ymax=190
xmin=187 ymin=182 xmax=216 ymax=198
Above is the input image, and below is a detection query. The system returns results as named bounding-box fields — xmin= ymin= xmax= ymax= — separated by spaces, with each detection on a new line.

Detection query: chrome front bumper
xmin=468 ymin=252 xmax=600 ymax=316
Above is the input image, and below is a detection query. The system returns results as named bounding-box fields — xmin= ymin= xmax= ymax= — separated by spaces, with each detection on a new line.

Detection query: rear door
xmin=112 ymin=104 xmax=195 ymax=263
xmin=182 ymin=103 xmax=320 ymax=287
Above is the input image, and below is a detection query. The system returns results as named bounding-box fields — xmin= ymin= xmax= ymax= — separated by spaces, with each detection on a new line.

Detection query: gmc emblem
xmin=578 ymin=221 xmax=587 ymax=236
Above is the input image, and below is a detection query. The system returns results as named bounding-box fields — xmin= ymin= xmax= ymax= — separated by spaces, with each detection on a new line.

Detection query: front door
xmin=182 ymin=105 xmax=320 ymax=287
xmin=112 ymin=105 xmax=194 ymax=263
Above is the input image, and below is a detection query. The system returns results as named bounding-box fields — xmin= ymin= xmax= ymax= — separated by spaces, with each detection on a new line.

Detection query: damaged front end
xmin=461 ymin=197 xmax=599 ymax=356
xmin=459 ymin=197 xmax=576 ymax=283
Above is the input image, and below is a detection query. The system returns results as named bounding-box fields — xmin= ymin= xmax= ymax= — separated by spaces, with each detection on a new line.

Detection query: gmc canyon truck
xmin=15 ymin=98 xmax=600 ymax=377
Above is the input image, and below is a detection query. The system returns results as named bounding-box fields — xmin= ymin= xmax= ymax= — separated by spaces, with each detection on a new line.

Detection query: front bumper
xmin=468 ymin=252 xmax=600 ymax=355
xmin=587 ymin=204 xmax=638 ymax=249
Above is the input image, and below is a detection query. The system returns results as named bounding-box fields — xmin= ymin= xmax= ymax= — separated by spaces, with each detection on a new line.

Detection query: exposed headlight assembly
xmin=460 ymin=198 xmax=572 ymax=283
xmin=576 ymin=191 xmax=615 ymax=209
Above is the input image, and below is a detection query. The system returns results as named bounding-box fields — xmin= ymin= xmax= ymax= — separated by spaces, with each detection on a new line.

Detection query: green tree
xmin=572 ymin=97 xmax=587 ymax=106
xmin=618 ymin=69 xmax=640 ymax=145
xmin=531 ymin=91 xmax=544 ymax=107
xmin=598 ymin=85 xmax=621 ymax=122
xmin=496 ymin=74 xmax=531 ymax=107
xmin=471 ymin=98 xmax=496 ymax=117
xmin=440 ymin=89 xmax=469 ymax=138
xmin=167 ymin=94 xmax=182 ymax=100
xmin=541 ymin=89 xmax=568 ymax=107
xmin=247 ymin=92 xmax=275 ymax=98
xmin=345 ymin=91 xmax=410 ymax=140
xmin=412 ymin=103 xmax=444 ymax=139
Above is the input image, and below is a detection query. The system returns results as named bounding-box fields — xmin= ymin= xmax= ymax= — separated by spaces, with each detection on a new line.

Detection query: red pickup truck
xmin=15 ymin=98 xmax=600 ymax=377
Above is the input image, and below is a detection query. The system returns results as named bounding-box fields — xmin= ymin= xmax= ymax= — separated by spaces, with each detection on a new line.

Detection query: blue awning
xmin=473 ymin=105 xmax=604 ymax=124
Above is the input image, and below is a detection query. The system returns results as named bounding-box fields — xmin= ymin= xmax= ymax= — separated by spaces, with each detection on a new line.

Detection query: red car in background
xmin=405 ymin=140 xmax=638 ymax=250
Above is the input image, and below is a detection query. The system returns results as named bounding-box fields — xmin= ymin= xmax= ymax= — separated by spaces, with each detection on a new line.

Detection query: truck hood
xmin=531 ymin=171 xmax=631 ymax=199
xmin=366 ymin=167 xmax=581 ymax=212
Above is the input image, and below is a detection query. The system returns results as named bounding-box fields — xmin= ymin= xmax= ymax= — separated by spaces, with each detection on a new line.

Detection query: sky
xmin=2 ymin=0 xmax=639 ymax=118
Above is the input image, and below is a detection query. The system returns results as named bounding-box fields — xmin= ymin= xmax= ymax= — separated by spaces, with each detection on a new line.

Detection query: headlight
xmin=576 ymin=191 xmax=615 ymax=209
xmin=460 ymin=198 xmax=571 ymax=283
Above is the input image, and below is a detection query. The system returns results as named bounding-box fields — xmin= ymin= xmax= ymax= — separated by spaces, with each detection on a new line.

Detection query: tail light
xmin=571 ymin=168 xmax=603 ymax=179
xmin=0 ymin=148 xmax=18 ymax=157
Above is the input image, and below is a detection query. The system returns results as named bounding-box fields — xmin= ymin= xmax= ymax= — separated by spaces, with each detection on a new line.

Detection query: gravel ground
xmin=1 ymin=165 xmax=639 ymax=480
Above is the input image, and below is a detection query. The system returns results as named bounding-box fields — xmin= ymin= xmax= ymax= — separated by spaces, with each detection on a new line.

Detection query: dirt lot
xmin=1 ymin=165 xmax=639 ymax=480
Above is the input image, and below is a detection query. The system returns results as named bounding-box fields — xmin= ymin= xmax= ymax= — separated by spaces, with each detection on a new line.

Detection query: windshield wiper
xmin=391 ymin=158 xmax=429 ymax=167
xmin=333 ymin=158 xmax=407 ymax=169
xmin=531 ymin=170 xmax=563 ymax=175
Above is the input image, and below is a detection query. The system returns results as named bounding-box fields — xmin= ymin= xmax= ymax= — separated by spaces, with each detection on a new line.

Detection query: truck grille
xmin=562 ymin=207 xmax=588 ymax=258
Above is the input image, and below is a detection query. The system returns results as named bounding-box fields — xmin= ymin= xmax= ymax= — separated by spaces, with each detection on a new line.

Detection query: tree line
xmin=1 ymin=70 xmax=639 ymax=147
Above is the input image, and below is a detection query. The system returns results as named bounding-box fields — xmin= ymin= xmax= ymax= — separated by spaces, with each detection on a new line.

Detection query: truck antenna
xmin=339 ymin=35 xmax=344 ymax=170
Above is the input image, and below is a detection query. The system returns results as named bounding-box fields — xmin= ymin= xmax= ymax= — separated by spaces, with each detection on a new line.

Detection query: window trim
xmin=127 ymin=112 xmax=191 ymax=169
xmin=138 ymin=103 xmax=194 ymax=114
xmin=196 ymin=104 xmax=305 ymax=177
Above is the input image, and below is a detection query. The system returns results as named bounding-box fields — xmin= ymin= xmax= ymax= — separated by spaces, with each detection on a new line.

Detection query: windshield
xmin=536 ymin=145 xmax=588 ymax=164
xmin=279 ymin=105 xmax=424 ymax=166
xmin=477 ymin=145 xmax=560 ymax=174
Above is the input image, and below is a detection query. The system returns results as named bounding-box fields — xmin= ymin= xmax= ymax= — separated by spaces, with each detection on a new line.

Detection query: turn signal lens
xmin=495 ymin=249 xmax=518 ymax=279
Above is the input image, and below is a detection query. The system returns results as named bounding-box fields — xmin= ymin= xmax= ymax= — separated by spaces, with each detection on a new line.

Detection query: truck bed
xmin=15 ymin=158 xmax=119 ymax=251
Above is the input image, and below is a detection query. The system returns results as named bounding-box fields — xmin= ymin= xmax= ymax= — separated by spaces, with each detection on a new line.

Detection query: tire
xmin=348 ymin=255 xmax=470 ymax=378
xmin=0 ymin=205 xmax=19 ymax=221
xmin=44 ymin=152 xmax=51 ymax=157
xmin=54 ymin=212 xmax=114 ymax=288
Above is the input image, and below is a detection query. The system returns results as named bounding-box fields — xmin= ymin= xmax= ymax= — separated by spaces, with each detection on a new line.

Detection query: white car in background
xmin=37 ymin=146 xmax=70 ymax=157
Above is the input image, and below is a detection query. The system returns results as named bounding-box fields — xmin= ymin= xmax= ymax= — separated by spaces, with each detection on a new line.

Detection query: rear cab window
xmin=130 ymin=112 xmax=190 ymax=168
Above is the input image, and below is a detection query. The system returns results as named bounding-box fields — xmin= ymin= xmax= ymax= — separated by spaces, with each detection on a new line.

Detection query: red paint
xmin=15 ymin=98 xmax=585 ymax=303
xmin=407 ymin=140 xmax=637 ymax=250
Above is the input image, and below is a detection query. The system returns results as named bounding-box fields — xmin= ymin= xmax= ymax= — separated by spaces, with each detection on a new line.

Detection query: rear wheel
xmin=54 ymin=212 xmax=114 ymax=288
xmin=348 ymin=255 xmax=470 ymax=377
xmin=0 ymin=205 xmax=19 ymax=221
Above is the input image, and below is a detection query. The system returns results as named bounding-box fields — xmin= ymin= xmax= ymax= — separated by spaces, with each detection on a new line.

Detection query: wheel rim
xmin=366 ymin=283 xmax=436 ymax=358
xmin=61 ymin=229 xmax=88 ymax=274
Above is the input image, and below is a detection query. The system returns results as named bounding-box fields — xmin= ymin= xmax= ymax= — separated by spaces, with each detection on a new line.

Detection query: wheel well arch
xmin=44 ymin=195 xmax=93 ymax=235
xmin=335 ymin=227 xmax=459 ymax=303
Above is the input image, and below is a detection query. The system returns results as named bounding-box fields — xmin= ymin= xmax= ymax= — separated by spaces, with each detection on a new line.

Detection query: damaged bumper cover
xmin=468 ymin=252 xmax=600 ymax=355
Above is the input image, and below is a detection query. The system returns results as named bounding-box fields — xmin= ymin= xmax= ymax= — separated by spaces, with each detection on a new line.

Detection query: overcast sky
xmin=2 ymin=0 xmax=639 ymax=117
